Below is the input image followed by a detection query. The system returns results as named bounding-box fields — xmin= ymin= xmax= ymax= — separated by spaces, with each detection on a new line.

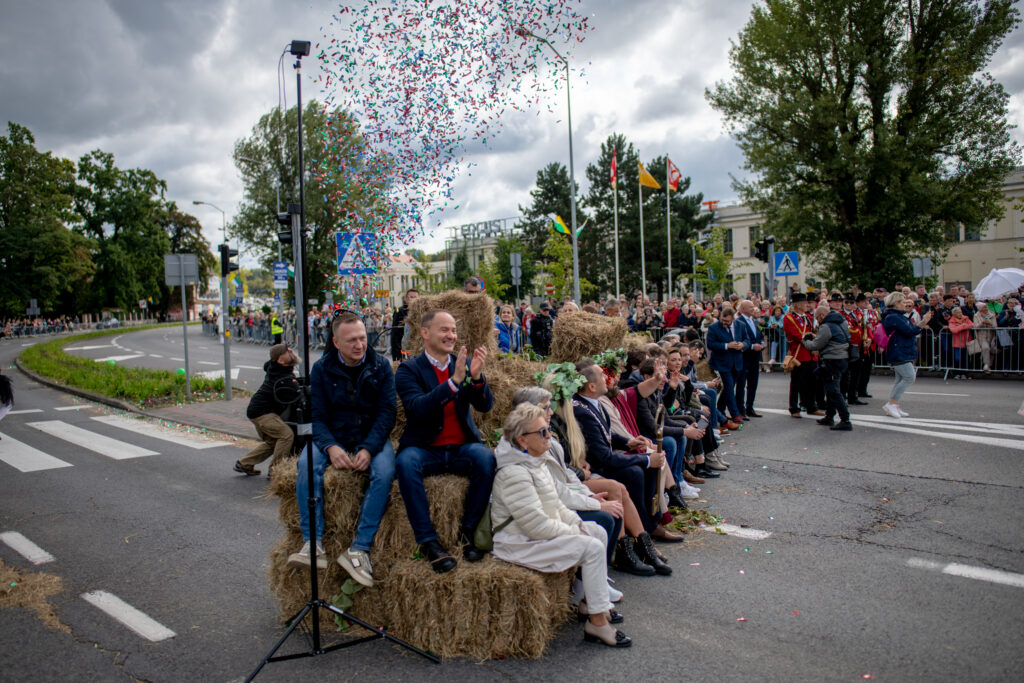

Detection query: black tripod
xmin=246 ymin=41 xmax=440 ymax=681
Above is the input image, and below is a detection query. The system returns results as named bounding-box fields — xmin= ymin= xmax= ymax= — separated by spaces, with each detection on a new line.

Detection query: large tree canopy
xmin=707 ymin=0 xmax=1021 ymax=288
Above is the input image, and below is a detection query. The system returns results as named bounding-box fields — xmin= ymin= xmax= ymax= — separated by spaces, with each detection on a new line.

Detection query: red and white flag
xmin=611 ymin=149 xmax=617 ymax=187
xmin=667 ymin=157 xmax=681 ymax=192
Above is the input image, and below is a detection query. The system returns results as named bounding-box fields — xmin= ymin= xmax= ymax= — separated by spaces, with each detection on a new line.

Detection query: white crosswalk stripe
xmin=91 ymin=415 xmax=224 ymax=449
xmin=0 ymin=531 xmax=56 ymax=564
xmin=81 ymin=590 xmax=176 ymax=642
xmin=0 ymin=433 xmax=73 ymax=472
xmin=26 ymin=421 xmax=158 ymax=460
xmin=94 ymin=354 xmax=145 ymax=363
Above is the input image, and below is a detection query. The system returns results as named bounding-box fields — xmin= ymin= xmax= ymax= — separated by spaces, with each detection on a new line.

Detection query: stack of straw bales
xmin=268 ymin=465 xmax=573 ymax=659
xmin=548 ymin=311 xmax=629 ymax=363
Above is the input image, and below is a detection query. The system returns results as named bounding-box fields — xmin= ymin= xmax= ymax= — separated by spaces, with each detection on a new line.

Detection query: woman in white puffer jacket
xmin=491 ymin=403 xmax=631 ymax=648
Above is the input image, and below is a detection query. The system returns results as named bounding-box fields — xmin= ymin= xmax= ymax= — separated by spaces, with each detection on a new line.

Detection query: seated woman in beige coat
xmin=492 ymin=403 xmax=632 ymax=648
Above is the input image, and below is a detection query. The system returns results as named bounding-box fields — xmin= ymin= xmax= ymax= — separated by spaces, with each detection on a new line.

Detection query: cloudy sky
xmin=2 ymin=0 xmax=1022 ymax=261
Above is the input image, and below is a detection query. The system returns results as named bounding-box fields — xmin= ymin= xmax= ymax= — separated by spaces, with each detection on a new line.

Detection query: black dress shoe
xmin=460 ymin=530 xmax=486 ymax=562
xmin=861 ymin=393 xmax=873 ymax=398
xmin=848 ymin=399 xmax=868 ymax=405
xmin=612 ymin=537 xmax=655 ymax=576
xmin=830 ymin=421 xmax=853 ymax=431
xmin=695 ymin=466 xmax=721 ymax=478
xmin=816 ymin=417 xmax=834 ymax=426
xmin=746 ymin=409 xmax=763 ymax=417
xmin=421 ymin=540 xmax=457 ymax=574
xmin=666 ymin=485 xmax=689 ymax=511
xmin=634 ymin=533 xmax=672 ymax=576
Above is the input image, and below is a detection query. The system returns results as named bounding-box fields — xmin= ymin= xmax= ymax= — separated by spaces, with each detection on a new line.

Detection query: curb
xmin=14 ymin=357 xmax=255 ymax=442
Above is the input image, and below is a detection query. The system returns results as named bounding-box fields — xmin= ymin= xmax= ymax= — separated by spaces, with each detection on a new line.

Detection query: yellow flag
xmin=638 ymin=162 xmax=661 ymax=189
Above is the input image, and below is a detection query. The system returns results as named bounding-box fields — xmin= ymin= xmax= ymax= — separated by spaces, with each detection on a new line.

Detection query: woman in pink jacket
xmin=947 ymin=306 xmax=974 ymax=376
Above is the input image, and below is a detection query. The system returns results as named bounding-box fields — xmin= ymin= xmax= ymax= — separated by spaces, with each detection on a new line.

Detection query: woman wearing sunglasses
xmin=491 ymin=403 xmax=632 ymax=648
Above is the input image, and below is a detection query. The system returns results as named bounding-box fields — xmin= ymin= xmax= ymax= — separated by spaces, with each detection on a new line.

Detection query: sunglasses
xmin=524 ymin=427 xmax=551 ymax=439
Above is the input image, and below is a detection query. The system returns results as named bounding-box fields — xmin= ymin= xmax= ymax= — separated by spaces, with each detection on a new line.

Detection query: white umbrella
xmin=974 ymin=268 xmax=1024 ymax=300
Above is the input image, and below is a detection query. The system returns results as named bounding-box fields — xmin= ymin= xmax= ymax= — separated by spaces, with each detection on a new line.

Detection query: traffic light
xmin=219 ymin=243 xmax=239 ymax=277
xmin=276 ymin=202 xmax=301 ymax=245
xmin=754 ymin=240 xmax=769 ymax=263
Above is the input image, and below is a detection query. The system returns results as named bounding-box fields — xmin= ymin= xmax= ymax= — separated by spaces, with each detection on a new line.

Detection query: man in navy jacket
xmin=705 ymin=305 xmax=750 ymax=423
xmin=734 ymin=300 xmax=765 ymax=418
xmin=290 ymin=312 xmax=396 ymax=588
xmin=395 ymin=309 xmax=495 ymax=574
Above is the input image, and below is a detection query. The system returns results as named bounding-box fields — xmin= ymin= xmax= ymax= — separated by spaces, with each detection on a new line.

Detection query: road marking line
xmin=198 ymin=361 xmax=218 ymax=366
xmin=21 ymin=343 xmax=35 ymax=347
xmin=64 ymin=344 xmax=115 ymax=351
xmin=170 ymin=357 xmax=185 ymax=362
xmin=849 ymin=413 xmax=1024 ymax=437
xmin=94 ymin=354 xmax=145 ymax=363
xmin=237 ymin=365 xmax=263 ymax=370
xmin=54 ymin=405 xmax=90 ymax=411
xmin=0 ymin=531 xmax=56 ymax=564
xmin=91 ymin=415 xmax=223 ymax=450
xmin=0 ymin=433 xmax=74 ymax=472
xmin=904 ymin=391 xmax=970 ymax=397
xmin=26 ymin=421 xmax=158 ymax=460
xmin=194 ymin=368 xmax=240 ymax=380
xmin=81 ymin=590 xmax=176 ymax=642
xmin=712 ymin=523 xmax=772 ymax=540
xmin=8 ymin=409 xmax=44 ymax=415
xmin=149 ymin=354 xmax=163 ymax=358
xmin=907 ymin=558 xmax=1024 ymax=589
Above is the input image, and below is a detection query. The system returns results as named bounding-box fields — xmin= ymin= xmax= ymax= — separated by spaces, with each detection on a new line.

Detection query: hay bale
xmin=267 ymin=462 xmax=573 ymax=659
xmin=548 ymin=312 xmax=629 ymax=363
xmin=623 ymin=332 xmax=652 ymax=352
xmin=405 ymin=290 xmax=498 ymax=357
xmin=471 ymin=355 xmax=547 ymax=445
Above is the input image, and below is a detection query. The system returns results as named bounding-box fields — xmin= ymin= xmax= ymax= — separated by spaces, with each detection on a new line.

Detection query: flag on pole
xmin=638 ymin=162 xmax=661 ymax=189
xmin=667 ymin=158 xmax=681 ymax=192
xmin=548 ymin=214 xmax=571 ymax=235
xmin=611 ymin=149 xmax=617 ymax=187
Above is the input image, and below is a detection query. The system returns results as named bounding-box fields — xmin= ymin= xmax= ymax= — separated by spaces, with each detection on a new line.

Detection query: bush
xmin=20 ymin=326 xmax=225 ymax=405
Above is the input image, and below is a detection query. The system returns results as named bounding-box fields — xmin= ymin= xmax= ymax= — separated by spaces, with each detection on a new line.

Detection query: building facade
xmin=703 ymin=168 xmax=1024 ymax=298
xmin=443 ymin=216 xmax=520 ymax=278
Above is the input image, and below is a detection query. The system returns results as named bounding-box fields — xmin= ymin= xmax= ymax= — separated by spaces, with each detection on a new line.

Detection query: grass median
xmin=19 ymin=325 xmax=227 ymax=407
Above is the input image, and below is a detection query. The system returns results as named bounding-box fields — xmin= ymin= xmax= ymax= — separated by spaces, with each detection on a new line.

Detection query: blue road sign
xmin=336 ymin=233 xmax=378 ymax=276
xmin=273 ymin=260 xmax=289 ymax=289
xmin=774 ymin=251 xmax=799 ymax=277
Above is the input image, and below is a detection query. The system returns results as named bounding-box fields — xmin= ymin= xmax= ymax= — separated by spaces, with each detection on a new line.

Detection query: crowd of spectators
xmin=0 ymin=316 xmax=83 ymax=341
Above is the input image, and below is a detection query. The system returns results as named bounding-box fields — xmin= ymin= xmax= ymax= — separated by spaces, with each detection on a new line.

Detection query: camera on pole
xmin=219 ymin=244 xmax=239 ymax=277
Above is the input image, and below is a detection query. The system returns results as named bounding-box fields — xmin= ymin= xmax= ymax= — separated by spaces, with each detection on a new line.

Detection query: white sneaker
xmin=607 ymin=582 xmax=624 ymax=603
xmin=679 ymin=482 xmax=701 ymax=498
xmin=884 ymin=404 xmax=901 ymax=419
xmin=287 ymin=541 xmax=328 ymax=569
xmin=337 ymin=547 xmax=375 ymax=587
xmin=897 ymin=408 xmax=909 ymax=417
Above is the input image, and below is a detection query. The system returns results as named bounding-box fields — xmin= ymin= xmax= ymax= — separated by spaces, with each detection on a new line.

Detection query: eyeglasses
xmin=524 ymin=427 xmax=551 ymax=439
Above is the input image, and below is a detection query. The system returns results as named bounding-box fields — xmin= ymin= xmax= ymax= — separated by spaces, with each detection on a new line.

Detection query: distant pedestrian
xmin=234 ymin=344 xmax=299 ymax=476
xmin=0 ymin=369 xmax=12 ymax=439
xmin=881 ymin=292 xmax=931 ymax=419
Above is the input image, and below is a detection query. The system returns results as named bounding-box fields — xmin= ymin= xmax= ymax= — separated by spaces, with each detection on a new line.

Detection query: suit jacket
xmin=706 ymin=320 xmax=749 ymax=373
xmin=736 ymin=313 xmax=764 ymax=370
xmin=571 ymin=395 xmax=647 ymax=473
xmin=394 ymin=352 xmax=494 ymax=449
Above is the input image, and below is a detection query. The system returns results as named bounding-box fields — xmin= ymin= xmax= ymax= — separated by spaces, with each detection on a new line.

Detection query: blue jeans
xmin=700 ymin=388 xmax=721 ymax=428
xmin=395 ymin=442 xmax=496 ymax=545
xmin=297 ymin=442 xmax=396 ymax=549
xmin=662 ymin=435 xmax=684 ymax=487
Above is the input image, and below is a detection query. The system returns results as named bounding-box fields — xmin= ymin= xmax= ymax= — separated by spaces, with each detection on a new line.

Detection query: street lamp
xmin=516 ymin=27 xmax=581 ymax=305
xmin=192 ymin=200 xmax=227 ymax=244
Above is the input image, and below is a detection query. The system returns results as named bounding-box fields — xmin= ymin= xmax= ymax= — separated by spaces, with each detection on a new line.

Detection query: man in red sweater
xmin=663 ymin=299 xmax=681 ymax=330
xmin=783 ymin=293 xmax=822 ymax=417
xmin=394 ymin=310 xmax=495 ymax=574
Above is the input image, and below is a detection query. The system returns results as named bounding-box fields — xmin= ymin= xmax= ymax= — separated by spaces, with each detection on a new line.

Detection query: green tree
xmin=706 ymin=0 xmax=1021 ymax=288
xmin=484 ymin=235 xmax=537 ymax=302
xmin=448 ymin=246 xmax=472 ymax=289
xmin=412 ymin=261 xmax=444 ymax=293
xmin=0 ymin=123 xmax=95 ymax=317
xmin=233 ymin=102 xmax=387 ymax=292
xmin=515 ymin=163 xmax=581 ymax=262
xmin=74 ymin=150 xmax=170 ymax=311
xmin=476 ymin=254 xmax=509 ymax=301
xmin=540 ymin=229 xmax=597 ymax=302
xmin=156 ymin=203 xmax=216 ymax=311
xmin=693 ymin=226 xmax=744 ymax=295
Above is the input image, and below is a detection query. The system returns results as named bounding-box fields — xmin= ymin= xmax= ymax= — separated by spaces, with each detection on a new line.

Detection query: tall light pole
xmin=517 ymin=27 xmax=580 ymax=304
xmin=193 ymin=200 xmax=230 ymax=366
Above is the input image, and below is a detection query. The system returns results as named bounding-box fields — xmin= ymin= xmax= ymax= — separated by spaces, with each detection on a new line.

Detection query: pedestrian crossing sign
xmin=336 ymin=233 xmax=378 ymax=276
xmin=775 ymin=251 xmax=799 ymax=276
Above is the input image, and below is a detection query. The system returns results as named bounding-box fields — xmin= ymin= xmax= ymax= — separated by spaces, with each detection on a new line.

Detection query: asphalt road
xmin=1 ymin=332 xmax=1023 ymax=682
